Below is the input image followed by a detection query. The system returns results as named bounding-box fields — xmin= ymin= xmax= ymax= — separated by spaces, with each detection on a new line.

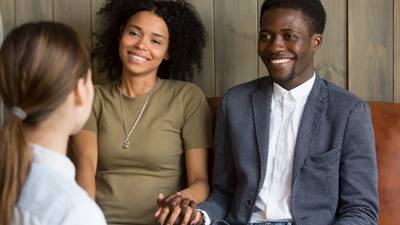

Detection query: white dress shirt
xmin=13 ymin=144 xmax=107 ymax=225
xmin=251 ymin=74 xmax=315 ymax=222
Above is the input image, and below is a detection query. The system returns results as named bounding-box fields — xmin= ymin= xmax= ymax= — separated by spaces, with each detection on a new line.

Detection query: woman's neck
xmin=120 ymin=73 xmax=158 ymax=97
xmin=24 ymin=121 xmax=70 ymax=156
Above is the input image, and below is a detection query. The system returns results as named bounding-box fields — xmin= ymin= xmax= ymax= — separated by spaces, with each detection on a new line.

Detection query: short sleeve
xmin=180 ymin=83 xmax=213 ymax=149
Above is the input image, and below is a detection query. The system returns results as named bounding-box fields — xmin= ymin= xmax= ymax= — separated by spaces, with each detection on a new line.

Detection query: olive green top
xmin=83 ymin=79 xmax=212 ymax=225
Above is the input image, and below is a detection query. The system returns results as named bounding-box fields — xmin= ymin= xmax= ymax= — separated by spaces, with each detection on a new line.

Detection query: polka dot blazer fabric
xmin=199 ymin=74 xmax=378 ymax=225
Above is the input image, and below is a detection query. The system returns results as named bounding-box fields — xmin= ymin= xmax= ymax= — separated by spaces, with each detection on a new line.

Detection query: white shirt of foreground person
xmin=13 ymin=144 xmax=106 ymax=225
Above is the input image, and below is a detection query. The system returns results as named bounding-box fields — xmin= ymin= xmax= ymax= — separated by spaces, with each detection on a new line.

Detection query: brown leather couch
xmin=370 ymin=102 xmax=400 ymax=225
xmin=207 ymin=98 xmax=399 ymax=225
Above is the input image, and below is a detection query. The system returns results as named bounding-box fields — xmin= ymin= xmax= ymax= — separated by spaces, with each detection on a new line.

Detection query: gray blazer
xmin=199 ymin=74 xmax=378 ymax=225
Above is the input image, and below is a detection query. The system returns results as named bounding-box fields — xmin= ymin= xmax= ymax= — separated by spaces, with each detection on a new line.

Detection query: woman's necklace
xmin=119 ymin=85 xmax=155 ymax=149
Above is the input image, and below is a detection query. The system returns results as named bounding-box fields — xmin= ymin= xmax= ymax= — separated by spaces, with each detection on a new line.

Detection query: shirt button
xmin=245 ymin=199 xmax=252 ymax=207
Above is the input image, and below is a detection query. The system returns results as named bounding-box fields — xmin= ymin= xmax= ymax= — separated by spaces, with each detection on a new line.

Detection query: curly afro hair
xmin=260 ymin=0 xmax=326 ymax=35
xmin=93 ymin=0 xmax=206 ymax=82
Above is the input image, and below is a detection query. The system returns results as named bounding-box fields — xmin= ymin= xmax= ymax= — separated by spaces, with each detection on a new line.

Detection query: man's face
xmin=258 ymin=8 xmax=322 ymax=90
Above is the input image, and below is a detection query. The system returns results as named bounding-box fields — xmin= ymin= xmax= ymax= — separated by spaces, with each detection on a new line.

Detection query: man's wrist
xmin=198 ymin=209 xmax=210 ymax=225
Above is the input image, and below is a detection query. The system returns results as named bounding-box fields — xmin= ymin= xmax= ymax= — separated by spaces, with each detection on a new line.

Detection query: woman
xmin=0 ymin=22 xmax=106 ymax=225
xmin=71 ymin=0 xmax=212 ymax=224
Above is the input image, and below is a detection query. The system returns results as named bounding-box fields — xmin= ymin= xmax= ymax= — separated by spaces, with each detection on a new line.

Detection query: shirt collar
xmin=30 ymin=144 xmax=75 ymax=179
xmin=272 ymin=72 xmax=316 ymax=102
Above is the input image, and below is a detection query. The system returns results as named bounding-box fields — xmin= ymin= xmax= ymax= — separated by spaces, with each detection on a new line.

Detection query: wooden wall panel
xmin=257 ymin=0 xmax=268 ymax=77
xmin=54 ymin=0 xmax=91 ymax=48
xmin=316 ymin=0 xmax=347 ymax=88
xmin=395 ymin=0 xmax=400 ymax=102
xmin=0 ymin=0 xmax=399 ymax=102
xmin=0 ymin=0 xmax=14 ymax=124
xmin=188 ymin=0 xmax=215 ymax=96
xmin=91 ymin=0 xmax=104 ymax=47
xmin=214 ymin=0 xmax=258 ymax=96
xmin=16 ymin=0 xmax=52 ymax=24
xmin=348 ymin=0 xmax=393 ymax=101
xmin=0 ymin=0 xmax=15 ymax=39
xmin=91 ymin=0 xmax=108 ymax=84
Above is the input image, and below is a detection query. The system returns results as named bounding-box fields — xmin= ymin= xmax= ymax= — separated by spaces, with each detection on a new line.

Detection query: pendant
xmin=122 ymin=140 xmax=130 ymax=149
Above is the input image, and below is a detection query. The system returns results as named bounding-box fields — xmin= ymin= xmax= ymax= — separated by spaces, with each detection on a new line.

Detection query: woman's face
xmin=119 ymin=11 xmax=169 ymax=78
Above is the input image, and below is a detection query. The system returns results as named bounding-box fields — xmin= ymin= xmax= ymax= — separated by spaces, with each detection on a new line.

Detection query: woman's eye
xmin=151 ymin=39 xmax=161 ymax=45
xmin=128 ymin=31 xmax=140 ymax=36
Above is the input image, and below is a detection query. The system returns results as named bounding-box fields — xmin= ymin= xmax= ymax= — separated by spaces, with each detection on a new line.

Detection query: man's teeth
xmin=270 ymin=58 xmax=291 ymax=64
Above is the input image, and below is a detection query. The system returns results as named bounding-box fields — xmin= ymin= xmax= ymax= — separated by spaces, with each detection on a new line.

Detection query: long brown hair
xmin=0 ymin=22 xmax=90 ymax=225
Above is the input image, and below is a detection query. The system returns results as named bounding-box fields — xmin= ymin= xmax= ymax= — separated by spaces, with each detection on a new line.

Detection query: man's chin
xmin=269 ymin=72 xmax=294 ymax=82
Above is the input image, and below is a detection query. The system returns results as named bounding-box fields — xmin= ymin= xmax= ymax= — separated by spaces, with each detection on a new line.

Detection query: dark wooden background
xmin=0 ymin=0 xmax=399 ymax=102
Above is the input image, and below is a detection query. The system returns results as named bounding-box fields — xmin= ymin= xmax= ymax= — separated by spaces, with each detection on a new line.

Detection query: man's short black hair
xmin=260 ymin=0 xmax=326 ymax=35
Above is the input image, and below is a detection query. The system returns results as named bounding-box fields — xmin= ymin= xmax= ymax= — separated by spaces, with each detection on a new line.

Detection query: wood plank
xmin=0 ymin=0 xmax=15 ymax=124
xmin=348 ymin=0 xmax=393 ymax=101
xmin=91 ymin=0 xmax=104 ymax=49
xmin=316 ymin=0 xmax=347 ymax=89
xmin=54 ymin=0 xmax=91 ymax=48
xmin=395 ymin=0 xmax=400 ymax=102
xmin=0 ymin=99 xmax=3 ymax=125
xmin=0 ymin=0 xmax=16 ymax=40
xmin=16 ymin=0 xmax=52 ymax=24
xmin=257 ymin=0 xmax=268 ymax=77
xmin=214 ymin=0 xmax=258 ymax=96
xmin=188 ymin=0 xmax=215 ymax=97
xmin=91 ymin=0 xmax=109 ymax=85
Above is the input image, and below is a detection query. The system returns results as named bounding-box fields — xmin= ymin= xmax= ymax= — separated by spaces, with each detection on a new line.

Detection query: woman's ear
xmin=164 ymin=52 xmax=169 ymax=60
xmin=119 ymin=25 xmax=125 ymax=40
xmin=73 ymin=71 xmax=93 ymax=107
xmin=73 ymin=78 xmax=86 ymax=106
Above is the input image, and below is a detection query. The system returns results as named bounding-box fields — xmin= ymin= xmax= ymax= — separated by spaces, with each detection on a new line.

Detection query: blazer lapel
xmin=251 ymin=78 xmax=273 ymax=185
xmin=292 ymin=75 xmax=327 ymax=182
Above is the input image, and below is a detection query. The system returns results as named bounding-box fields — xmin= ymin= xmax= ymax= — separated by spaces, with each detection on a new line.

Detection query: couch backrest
xmin=207 ymin=98 xmax=400 ymax=225
xmin=369 ymin=102 xmax=400 ymax=225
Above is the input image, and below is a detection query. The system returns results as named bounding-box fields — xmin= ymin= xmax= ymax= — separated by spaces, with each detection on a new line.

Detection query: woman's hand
xmin=155 ymin=192 xmax=203 ymax=225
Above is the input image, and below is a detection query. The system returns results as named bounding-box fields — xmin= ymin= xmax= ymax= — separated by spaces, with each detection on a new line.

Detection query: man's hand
xmin=155 ymin=192 xmax=204 ymax=225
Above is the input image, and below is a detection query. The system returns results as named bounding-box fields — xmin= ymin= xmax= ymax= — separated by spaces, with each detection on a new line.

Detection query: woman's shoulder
xmin=160 ymin=79 xmax=205 ymax=97
xmin=91 ymin=83 xmax=119 ymax=106
xmin=17 ymin=164 xmax=104 ymax=224
xmin=94 ymin=83 xmax=116 ymax=96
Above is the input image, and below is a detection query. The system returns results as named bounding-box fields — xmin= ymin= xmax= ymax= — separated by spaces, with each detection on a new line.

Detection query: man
xmin=197 ymin=0 xmax=378 ymax=224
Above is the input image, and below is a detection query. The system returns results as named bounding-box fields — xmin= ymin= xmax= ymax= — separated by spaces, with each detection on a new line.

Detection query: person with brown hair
xmin=0 ymin=22 xmax=106 ymax=225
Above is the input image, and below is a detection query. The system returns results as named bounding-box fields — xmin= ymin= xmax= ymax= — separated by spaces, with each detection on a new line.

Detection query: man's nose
xmin=269 ymin=36 xmax=285 ymax=52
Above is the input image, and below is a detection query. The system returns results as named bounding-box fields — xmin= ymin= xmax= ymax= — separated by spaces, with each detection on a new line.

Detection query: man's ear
xmin=311 ymin=33 xmax=323 ymax=50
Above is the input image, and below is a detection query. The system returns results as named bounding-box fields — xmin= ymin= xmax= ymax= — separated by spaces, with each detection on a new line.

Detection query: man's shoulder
xmin=226 ymin=76 xmax=272 ymax=96
xmin=323 ymin=78 xmax=362 ymax=100
xmin=317 ymin=77 xmax=367 ymax=112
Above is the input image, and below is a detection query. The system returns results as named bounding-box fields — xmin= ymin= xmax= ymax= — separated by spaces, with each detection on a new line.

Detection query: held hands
xmin=154 ymin=192 xmax=203 ymax=225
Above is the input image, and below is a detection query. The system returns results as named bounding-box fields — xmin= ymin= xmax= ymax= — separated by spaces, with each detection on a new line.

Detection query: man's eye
xmin=259 ymin=33 xmax=272 ymax=41
xmin=284 ymin=33 xmax=297 ymax=40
